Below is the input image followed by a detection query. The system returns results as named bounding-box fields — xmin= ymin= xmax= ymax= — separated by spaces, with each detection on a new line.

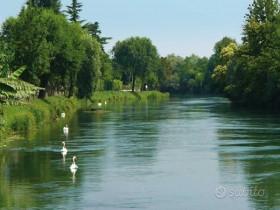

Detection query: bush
xmin=112 ymin=80 xmax=123 ymax=91
xmin=3 ymin=106 xmax=36 ymax=134
xmin=95 ymin=79 xmax=105 ymax=91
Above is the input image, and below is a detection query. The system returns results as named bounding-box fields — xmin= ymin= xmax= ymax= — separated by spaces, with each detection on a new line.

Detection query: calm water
xmin=1 ymin=97 xmax=280 ymax=210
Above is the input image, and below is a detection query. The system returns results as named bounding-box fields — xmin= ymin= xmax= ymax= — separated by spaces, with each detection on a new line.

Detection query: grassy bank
xmin=0 ymin=91 xmax=169 ymax=139
xmin=0 ymin=97 xmax=81 ymax=139
xmin=91 ymin=91 xmax=169 ymax=103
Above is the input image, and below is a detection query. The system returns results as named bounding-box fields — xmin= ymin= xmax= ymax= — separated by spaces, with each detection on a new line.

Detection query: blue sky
xmin=0 ymin=0 xmax=252 ymax=57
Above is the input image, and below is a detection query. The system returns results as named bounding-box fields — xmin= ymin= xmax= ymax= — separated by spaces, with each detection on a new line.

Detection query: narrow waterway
xmin=0 ymin=97 xmax=280 ymax=210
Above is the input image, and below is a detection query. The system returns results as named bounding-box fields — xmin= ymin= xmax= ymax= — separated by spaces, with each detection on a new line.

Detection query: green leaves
xmin=9 ymin=66 xmax=26 ymax=79
xmin=209 ymin=0 xmax=280 ymax=107
xmin=158 ymin=54 xmax=209 ymax=93
xmin=112 ymin=37 xmax=160 ymax=91
xmin=66 ymin=0 xmax=83 ymax=23
xmin=0 ymin=67 xmax=43 ymax=104
xmin=26 ymin=0 xmax=62 ymax=13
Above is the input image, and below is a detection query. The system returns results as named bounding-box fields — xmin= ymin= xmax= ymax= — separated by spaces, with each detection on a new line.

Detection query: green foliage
xmin=205 ymin=37 xmax=237 ymax=93
xmin=0 ymin=105 xmax=4 ymax=136
xmin=112 ymin=80 xmax=123 ymax=91
xmin=2 ymin=96 xmax=80 ymax=136
xmin=2 ymin=8 xmax=65 ymax=86
xmin=91 ymin=91 xmax=169 ymax=104
xmin=0 ymin=39 xmax=14 ymax=77
xmin=112 ymin=37 xmax=160 ymax=92
xmin=211 ymin=42 xmax=238 ymax=90
xmin=1 ymin=7 xmax=106 ymax=99
xmin=26 ymin=0 xmax=61 ymax=13
xmin=5 ymin=106 xmax=36 ymax=134
xmin=158 ymin=55 xmax=181 ymax=92
xmin=66 ymin=0 xmax=83 ymax=23
xmin=83 ymin=22 xmax=112 ymax=48
xmin=158 ymin=54 xmax=209 ymax=93
xmin=210 ymin=0 xmax=280 ymax=108
xmin=0 ymin=67 xmax=43 ymax=104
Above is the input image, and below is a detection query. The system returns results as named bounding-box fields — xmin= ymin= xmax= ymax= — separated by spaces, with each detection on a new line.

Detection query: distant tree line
xmin=0 ymin=0 xmax=279 ymax=109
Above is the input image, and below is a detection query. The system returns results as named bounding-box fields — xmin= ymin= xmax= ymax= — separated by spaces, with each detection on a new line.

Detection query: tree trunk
xmin=68 ymin=75 xmax=74 ymax=98
xmin=132 ymin=73 xmax=136 ymax=92
xmin=38 ymin=75 xmax=48 ymax=99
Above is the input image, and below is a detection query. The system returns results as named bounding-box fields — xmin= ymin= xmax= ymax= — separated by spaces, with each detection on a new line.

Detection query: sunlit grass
xmin=1 ymin=97 xmax=80 ymax=137
xmin=91 ymin=91 xmax=169 ymax=103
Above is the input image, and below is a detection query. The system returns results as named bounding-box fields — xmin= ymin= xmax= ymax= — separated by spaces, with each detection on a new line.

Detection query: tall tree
xmin=112 ymin=37 xmax=160 ymax=92
xmin=77 ymin=34 xmax=102 ymax=98
xmin=211 ymin=42 xmax=238 ymax=91
xmin=210 ymin=0 xmax=280 ymax=107
xmin=206 ymin=37 xmax=237 ymax=93
xmin=243 ymin=0 xmax=279 ymax=55
xmin=83 ymin=22 xmax=111 ymax=49
xmin=158 ymin=55 xmax=183 ymax=92
xmin=1 ymin=7 xmax=86 ymax=98
xmin=66 ymin=0 xmax=83 ymax=23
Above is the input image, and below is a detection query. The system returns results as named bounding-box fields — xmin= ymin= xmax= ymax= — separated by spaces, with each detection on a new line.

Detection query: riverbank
xmin=91 ymin=91 xmax=169 ymax=103
xmin=0 ymin=91 xmax=169 ymax=139
xmin=0 ymin=97 xmax=81 ymax=139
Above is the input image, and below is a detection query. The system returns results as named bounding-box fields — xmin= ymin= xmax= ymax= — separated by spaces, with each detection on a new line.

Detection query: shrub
xmin=112 ymin=80 xmax=123 ymax=91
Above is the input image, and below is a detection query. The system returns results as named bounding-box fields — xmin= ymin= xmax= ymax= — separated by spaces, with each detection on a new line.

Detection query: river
xmin=0 ymin=97 xmax=280 ymax=210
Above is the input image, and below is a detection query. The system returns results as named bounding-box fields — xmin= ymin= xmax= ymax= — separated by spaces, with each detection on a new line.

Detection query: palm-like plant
xmin=0 ymin=67 xmax=44 ymax=104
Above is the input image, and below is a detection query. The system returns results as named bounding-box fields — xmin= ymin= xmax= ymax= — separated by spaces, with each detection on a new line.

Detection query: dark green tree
xmin=66 ymin=0 xmax=83 ymax=23
xmin=26 ymin=0 xmax=61 ymax=13
xmin=209 ymin=0 xmax=280 ymax=108
xmin=112 ymin=37 xmax=160 ymax=92
xmin=83 ymin=22 xmax=111 ymax=48
xmin=206 ymin=37 xmax=237 ymax=93
xmin=158 ymin=55 xmax=182 ymax=92
xmin=179 ymin=55 xmax=209 ymax=93
xmin=77 ymin=34 xmax=102 ymax=98
xmin=1 ymin=8 xmax=86 ymax=98
xmin=158 ymin=54 xmax=209 ymax=93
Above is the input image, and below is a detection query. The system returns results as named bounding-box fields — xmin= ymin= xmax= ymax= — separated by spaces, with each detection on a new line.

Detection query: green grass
xmin=1 ymin=97 xmax=81 ymax=138
xmin=91 ymin=91 xmax=169 ymax=103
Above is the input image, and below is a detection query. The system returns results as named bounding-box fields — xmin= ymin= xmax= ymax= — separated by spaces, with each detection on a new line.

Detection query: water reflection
xmin=61 ymin=151 xmax=67 ymax=163
xmin=213 ymin=102 xmax=280 ymax=210
xmin=71 ymin=168 xmax=77 ymax=184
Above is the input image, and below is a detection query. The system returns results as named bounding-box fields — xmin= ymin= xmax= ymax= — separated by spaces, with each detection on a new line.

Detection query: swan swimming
xmin=61 ymin=112 xmax=66 ymax=118
xmin=61 ymin=141 xmax=68 ymax=154
xmin=63 ymin=125 xmax=69 ymax=135
xmin=70 ymin=156 xmax=78 ymax=171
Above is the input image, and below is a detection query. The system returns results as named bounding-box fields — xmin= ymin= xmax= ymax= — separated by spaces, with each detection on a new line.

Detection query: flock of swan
xmin=60 ymin=101 xmax=106 ymax=177
xmin=61 ymin=124 xmax=78 ymax=175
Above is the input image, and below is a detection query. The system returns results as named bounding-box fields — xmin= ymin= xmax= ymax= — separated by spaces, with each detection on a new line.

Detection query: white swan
xmin=61 ymin=112 xmax=66 ymax=118
xmin=63 ymin=125 xmax=69 ymax=135
xmin=61 ymin=141 xmax=68 ymax=154
xmin=70 ymin=156 xmax=78 ymax=170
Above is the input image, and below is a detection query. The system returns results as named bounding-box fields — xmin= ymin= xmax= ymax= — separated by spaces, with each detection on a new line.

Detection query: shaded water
xmin=0 ymin=97 xmax=280 ymax=210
